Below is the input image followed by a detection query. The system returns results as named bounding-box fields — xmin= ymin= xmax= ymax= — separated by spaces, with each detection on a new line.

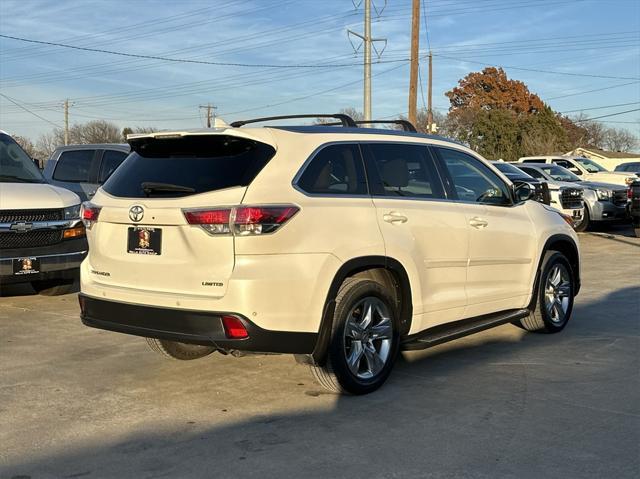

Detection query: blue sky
xmin=1 ymin=0 xmax=639 ymax=142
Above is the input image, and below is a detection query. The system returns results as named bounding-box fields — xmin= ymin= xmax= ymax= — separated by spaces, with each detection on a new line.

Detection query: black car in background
xmin=492 ymin=161 xmax=551 ymax=205
xmin=629 ymin=179 xmax=640 ymax=237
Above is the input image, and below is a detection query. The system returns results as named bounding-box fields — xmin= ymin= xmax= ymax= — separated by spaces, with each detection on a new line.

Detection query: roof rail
xmin=321 ymin=119 xmax=417 ymax=132
xmin=230 ymin=114 xmax=357 ymax=128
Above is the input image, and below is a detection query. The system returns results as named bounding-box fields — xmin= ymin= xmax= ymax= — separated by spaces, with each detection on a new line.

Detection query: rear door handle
xmin=469 ymin=217 xmax=488 ymax=228
xmin=383 ymin=212 xmax=408 ymax=224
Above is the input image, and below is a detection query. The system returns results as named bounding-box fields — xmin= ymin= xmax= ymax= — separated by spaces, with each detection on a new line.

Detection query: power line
xmin=0 ymin=93 xmax=62 ymax=128
xmin=546 ymin=81 xmax=640 ymax=100
xmin=0 ymin=33 xmax=406 ymax=69
xmin=560 ymin=101 xmax=640 ymax=113
xmin=573 ymin=108 xmax=640 ymax=122
xmin=433 ymin=53 xmax=640 ymax=80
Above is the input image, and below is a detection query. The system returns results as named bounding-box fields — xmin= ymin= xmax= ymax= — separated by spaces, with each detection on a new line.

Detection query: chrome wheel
xmin=544 ymin=264 xmax=571 ymax=324
xmin=343 ymin=296 xmax=393 ymax=380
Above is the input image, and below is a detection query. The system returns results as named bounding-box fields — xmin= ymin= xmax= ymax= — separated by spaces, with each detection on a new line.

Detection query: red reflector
xmin=234 ymin=206 xmax=299 ymax=224
xmin=81 ymin=203 xmax=101 ymax=222
xmin=222 ymin=315 xmax=249 ymax=339
xmin=184 ymin=209 xmax=231 ymax=225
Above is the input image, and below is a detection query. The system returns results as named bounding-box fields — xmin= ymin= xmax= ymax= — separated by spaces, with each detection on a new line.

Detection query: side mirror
xmin=513 ymin=181 xmax=535 ymax=202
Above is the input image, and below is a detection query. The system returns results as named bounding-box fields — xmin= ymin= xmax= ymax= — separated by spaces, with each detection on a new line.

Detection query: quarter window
xmin=297 ymin=143 xmax=367 ymax=195
xmin=364 ymin=143 xmax=444 ymax=199
xmin=436 ymin=148 xmax=511 ymax=206
xmin=53 ymin=150 xmax=95 ymax=182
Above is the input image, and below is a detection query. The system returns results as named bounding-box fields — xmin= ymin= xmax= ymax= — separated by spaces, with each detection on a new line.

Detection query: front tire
xmin=146 ymin=338 xmax=216 ymax=360
xmin=519 ymin=251 xmax=574 ymax=333
xmin=310 ymin=278 xmax=400 ymax=395
xmin=574 ymin=208 xmax=590 ymax=232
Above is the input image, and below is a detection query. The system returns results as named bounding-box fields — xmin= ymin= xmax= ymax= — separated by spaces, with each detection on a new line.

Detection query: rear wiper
xmin=141 ymin=181 xmax=195 ymax=197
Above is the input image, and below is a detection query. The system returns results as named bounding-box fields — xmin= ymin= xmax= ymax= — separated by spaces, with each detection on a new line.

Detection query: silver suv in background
xmin=517 ymin=163 xmax=629 ymax=231
xmin=43 ymin=144 xmax=130 ymax=201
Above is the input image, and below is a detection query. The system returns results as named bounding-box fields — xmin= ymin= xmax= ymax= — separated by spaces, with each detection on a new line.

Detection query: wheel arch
xmin=301 ymin=256 xmax=413 ymax=366
xmin=534 ymin=234 xmax=581 ymax=300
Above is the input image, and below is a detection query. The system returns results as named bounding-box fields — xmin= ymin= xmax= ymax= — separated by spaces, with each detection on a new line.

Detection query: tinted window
xmin=521 ymin=159 xmax=546 ymax=163
xmin=364 ymin=143 xmax=444 ymax=198
xmin=0 ymin=133 xmax=44 ymax=183
xmin=103 ymin=136 xmax=275 ymax=198
xmin=436 ymin=148 xmax=511 ymax=205
xmin=552 ymin=159 xmax=582 ymax=174
xmin=98 ymin=150 xmax=128 ymax=183
xmin=297 ymin=143 xmax=367 ymax=195
xmin=53 ymin=150 xmax=94 ymax=182
xmin=519 ymin=167 xmax=545 ymax=180
xmin=493 ymin=161 xmax=533 ymax=178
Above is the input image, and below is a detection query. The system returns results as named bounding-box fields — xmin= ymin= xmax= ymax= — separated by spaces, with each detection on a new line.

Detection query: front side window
xmin=543 ymin=165 xmax=581 ymax=182
xmin=53 ymin=150 xmax=95 ymax=182
xmin=296 ymin=143 xmax=367 ymax=195
xmin=98 ymin=150 xmax=128 ymax=183
xmin=436 ymin=147 xmax=511 ymax=206
xmin=0 ymin=133 xmax=44 ymax=183
xmin=363 ymin=143 xmax=444 ymax=199
xmin=552 ymin=159 xmax=582 ymax=175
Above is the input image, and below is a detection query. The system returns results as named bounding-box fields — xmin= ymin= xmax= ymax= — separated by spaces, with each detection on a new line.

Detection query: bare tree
xmin=122 ymin=126 xmax=159 ymax=140
xmin=314 ymin=108 xmax=364 ymax=124
xmin=602 ymin=127 xmax=638 ymax=152
xmin=12 ymin=135 xmax=37 ymax=158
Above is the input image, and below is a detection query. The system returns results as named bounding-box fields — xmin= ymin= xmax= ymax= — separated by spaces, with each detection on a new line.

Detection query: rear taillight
xmin=184 ymin=209 xmax=231 ymax=235
xmin=183 ymin=205 xmax=299 ymax=236
xmin=81 ymin=202 xmax=102 ymax=228
xmin=628 ymin=188 xmax=633 ymax=199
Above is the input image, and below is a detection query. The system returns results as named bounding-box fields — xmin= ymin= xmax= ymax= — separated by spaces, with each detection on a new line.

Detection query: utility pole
xmin=199 ymin=103 xmax=217 ymax=128
xmin=348 ymin=1 xmax=387 ymax=122
xmin=408 ymin=0 xmax=420 ymax=126
xmin=64 ymin=99 xmax=70 ymax=145
xmin=427 ymin=51 xmax=433 ymax=133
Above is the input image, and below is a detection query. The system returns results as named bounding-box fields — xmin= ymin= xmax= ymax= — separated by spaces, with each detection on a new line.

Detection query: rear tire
xmin=519 ymin=251 xmax=574 ymax=333
xmin=146 ymin=338 xmax=216 ymax=360
xmin=574 ymin=208 xmax=590 ymax=232
xmin=310 ymin=277 xmax=400 ymax=395
xmin=31 ymin=279 xmax=76 ymax=296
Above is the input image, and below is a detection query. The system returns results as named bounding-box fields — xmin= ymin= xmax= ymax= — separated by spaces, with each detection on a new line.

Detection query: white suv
xmin=79 ymin=115 xmax=581 ymax=395
xmin=519 ymin=155 xmax=636 ymax=187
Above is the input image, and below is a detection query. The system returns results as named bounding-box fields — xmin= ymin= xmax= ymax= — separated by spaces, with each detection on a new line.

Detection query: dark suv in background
xmin=43 ymin=144 xmax=130 ymax=201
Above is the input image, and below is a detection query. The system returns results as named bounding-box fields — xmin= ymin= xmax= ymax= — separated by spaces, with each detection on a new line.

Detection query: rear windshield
xmin=103 ymin=135 xmax=275 ymax=198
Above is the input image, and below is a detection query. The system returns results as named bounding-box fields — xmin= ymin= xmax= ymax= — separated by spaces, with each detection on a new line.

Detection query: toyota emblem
xmin=129 ymin=205 xmax=144 ymax=222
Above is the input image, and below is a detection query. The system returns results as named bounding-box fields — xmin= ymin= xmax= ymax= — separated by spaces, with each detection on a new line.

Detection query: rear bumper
xmin=0 ymin=238 xmax=87 ymax=284
xmin=79 ymin=294 xmax=318 ymax=354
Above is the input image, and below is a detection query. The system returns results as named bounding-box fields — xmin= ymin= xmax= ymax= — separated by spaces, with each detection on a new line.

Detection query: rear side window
xmin=521 ymin=159 xmax=546 ymax=163
xmin=364 ymin=143 xmax=444 ymax=199
xmin=98 ymin=150 xmax=128 ymax=183
xmin=296 ymin=143 xmax=367 ymax=195
xmin=103 ymin=136 xmax=275 ymax=198
xmin=53 ymin=150 xmax=95 ymax=182
xmin=435 ymin=147 xmax=511 ymax=206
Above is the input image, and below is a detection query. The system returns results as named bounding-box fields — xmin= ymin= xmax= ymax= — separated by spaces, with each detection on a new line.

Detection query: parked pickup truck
xmin=43 ymin=144 xmax=130 ymax=201
xmin=0 ymin=131 xmax=87 ymax=295
xmin=519 ymin=156 xmax=636 ymax=187
xmin=516 ymin=163 xmax=628 ymax=232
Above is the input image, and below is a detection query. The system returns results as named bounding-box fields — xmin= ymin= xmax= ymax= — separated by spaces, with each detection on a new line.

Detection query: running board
xmin=401 ymin=308 xmax=530 ymax=351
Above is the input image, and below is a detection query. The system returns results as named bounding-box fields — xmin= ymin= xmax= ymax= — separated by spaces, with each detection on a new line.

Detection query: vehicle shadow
xmin=0 ymin=279 xmax=79 ymax=298
xmin=2 ymin=286 xmax=639 ymax=479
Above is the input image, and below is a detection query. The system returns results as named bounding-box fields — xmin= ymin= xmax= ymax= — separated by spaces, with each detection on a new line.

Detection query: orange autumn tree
xmin=445 ymin=67 xmax=567 ymax=160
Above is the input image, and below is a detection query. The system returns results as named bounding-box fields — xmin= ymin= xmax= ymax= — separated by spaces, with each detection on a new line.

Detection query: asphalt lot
xmin=1 ymin=226 xmax=639 ymax=479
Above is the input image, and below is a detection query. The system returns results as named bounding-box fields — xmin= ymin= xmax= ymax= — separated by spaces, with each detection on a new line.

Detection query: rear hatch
xmin=86 ymin=132 xmax=276 ymax=297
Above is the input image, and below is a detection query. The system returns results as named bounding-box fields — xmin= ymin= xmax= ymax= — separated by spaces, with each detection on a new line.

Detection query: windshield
xmin=575 ymin=157 xmax=607 ymax=173
xmin=0 ymin=133 xmax=44 ymax=183
xmin=493 ymin=162 xmax=533 ymax=178
xmin=542 ymin=165 xmax=581 ymax=182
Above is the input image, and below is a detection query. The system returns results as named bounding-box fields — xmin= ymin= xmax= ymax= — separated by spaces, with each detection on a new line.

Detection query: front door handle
xmin=469 ymin=217 xmax=488 ymax=228
xmin=383 ymin=212 xmax=408 ymax=224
